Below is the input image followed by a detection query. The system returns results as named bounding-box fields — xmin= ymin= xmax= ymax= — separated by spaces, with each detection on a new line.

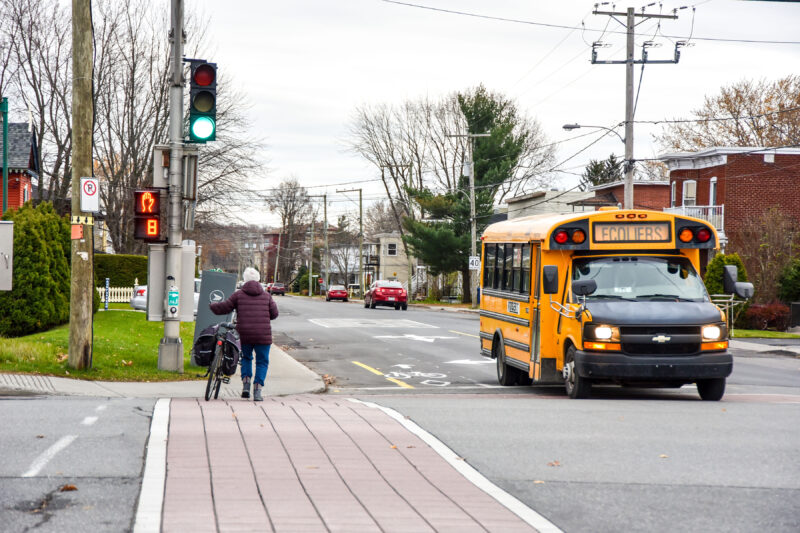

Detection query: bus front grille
xmin=620 ymin=326 xmax=702 ymax=356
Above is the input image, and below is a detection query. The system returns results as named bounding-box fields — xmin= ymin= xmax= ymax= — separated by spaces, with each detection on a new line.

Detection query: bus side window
xmin=521 ymin=244 xmax=531 ymax=294
xmin=503 ymin=243 xmax=514 ymax=290
xmin=512 ymin=244 xmax=522 ymax=292
xmin=495 ymin=244 xmax=505 ymax=290
xmin=484 ymin=244 xmax=495 ymax=288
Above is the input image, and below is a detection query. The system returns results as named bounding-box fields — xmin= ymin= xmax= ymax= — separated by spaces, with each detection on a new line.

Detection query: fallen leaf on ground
xmin=56 ymin=353 xmax=68 ymax=362
xmin=322 ymin=374 xmax=335 ymax=385
xmin=659 ymin=454 xmax=669 ymax=459
xmin=533 ymin=480 xmax=546 ymax=484
xmin=60 ymin=484 xmax=78 ymax=492
xmin=36 ymin=435 xmax=45 ymax=439
xmin=406 ymin=445 xmax=415 ymax=448
xmin=390 ymin=445 xmax=397 ymax=449
xmin=547 ymin=461 xmax=561 ymax=467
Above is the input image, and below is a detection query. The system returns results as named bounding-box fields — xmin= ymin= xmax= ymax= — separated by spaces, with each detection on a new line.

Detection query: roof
xmin=568 ymin=192 xmax=618 ymax=207
xmin=591 ymin=180 xmax=669 ymax=192
xmin=659 ymin=146 xmax=800 ymax=161
xmin=482 ymin=212 xmax=590 ymax=242
xmin=0 ymin=123 xmax=39 ymax=176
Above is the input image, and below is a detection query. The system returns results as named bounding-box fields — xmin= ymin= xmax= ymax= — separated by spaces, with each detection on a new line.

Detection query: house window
xmin=670 ymin=181 xmax=676 ymax=207
xmin=709 ymin=177 xmax=717 ymax=206
xmin=387 ymin=243 xmax=397 ymax=256
xmin=682 ymin=180 xmax=696 ymax=207
xmin=23 ymin=184 xmax=29 ymax=203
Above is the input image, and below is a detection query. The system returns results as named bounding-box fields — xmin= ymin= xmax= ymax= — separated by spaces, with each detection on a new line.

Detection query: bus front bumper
xmin=574 ymin=350 xmax=733 ymax=380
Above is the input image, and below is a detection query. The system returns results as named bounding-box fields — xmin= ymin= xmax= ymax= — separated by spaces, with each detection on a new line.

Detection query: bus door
xmin=528 ymin=243 xmax=542 ymax=379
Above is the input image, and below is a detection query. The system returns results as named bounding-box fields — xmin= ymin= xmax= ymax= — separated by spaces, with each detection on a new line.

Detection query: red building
xmin=0 ymin=123 xmax=40 ymax=211
xmin=661 ymin=147 xmax=800 ymax=244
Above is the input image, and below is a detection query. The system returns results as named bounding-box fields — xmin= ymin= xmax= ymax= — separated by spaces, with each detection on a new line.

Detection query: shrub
xmin=744 ymin=302 xmax=791 ymax=331
xmin=95 ymin=254 xmax=148 ymax=286
xmin=0 ymin=203 xmax=71 ymax=336
xmin=778 ymin=258 xmax=800 ymax=303
xmin=704 ymin=252 xmax=749 ymax=296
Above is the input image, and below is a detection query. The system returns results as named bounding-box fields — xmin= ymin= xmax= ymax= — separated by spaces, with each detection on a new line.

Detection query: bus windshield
xmin=572 ymin=256 xmax=709 ymax=302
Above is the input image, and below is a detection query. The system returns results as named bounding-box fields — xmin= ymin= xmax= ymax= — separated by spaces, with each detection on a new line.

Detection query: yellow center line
xmin=352 ymin=361 xmax=415 ymax=389
xmin=450 ymin=330 xmax=479 ymax=338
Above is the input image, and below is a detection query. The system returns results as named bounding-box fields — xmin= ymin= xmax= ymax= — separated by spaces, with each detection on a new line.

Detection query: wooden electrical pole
xmin=337 ymin=188 xmax=362 ymax=296
xmin=68 ymin=0 xmax=94 ymax=370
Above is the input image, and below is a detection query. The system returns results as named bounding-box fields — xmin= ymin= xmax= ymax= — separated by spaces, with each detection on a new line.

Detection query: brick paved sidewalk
xmin=162 ymin=396 xmax=536 ymax=533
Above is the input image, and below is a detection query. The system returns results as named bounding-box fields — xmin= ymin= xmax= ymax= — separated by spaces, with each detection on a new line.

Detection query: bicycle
xmin=204 ymin=322 xmax=237 ymax=401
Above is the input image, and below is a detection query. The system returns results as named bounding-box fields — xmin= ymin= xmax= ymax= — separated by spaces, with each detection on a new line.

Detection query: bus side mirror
xmin=723 ymin=264 xmax=754 ymax=299
xmin=542 ymin=266 xmax=559 ymax=294
xmin=573 ymin=279 xmax=597 ymax=296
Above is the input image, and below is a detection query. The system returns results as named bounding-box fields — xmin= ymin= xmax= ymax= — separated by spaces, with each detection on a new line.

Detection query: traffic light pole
xmin=159 ymin=0 xmax=185 ymax=372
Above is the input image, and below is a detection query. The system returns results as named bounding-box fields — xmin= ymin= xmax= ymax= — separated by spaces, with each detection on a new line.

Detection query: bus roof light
xmin=637 ymin=213 xmax=647 ymax=218
xmin=679 ymin=228 xmax=694 ymax=242
xmin=626 ymin=213 xmax=636 ymax=219
xmin=554 ymin=230 xmax=569 ymax=244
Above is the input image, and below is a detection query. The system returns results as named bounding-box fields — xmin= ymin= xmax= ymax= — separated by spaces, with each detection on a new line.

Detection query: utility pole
xmin=1 ymin=97 xmax=7 ymax=214
xmin=308 ymin=194 xmax=327 ymax=289
xmin=273 ymin=231 xmax=281 ymax=283
xmin=308 ymin=218 xmax=314 ymax=296
xmin=68 ymin=0 xmax=94 ymax=369
xmin=592 ymin=6 xmax=681 ymax=209
xmin=380 ymin=163 xmax=414 ymax=298
xmin=446 ymin=133 xmax=489 ymax=308
xmin=337 ymin=188 xmax=362 ymax=297
xmin=159 ymin=0 xmax=185 ymax=372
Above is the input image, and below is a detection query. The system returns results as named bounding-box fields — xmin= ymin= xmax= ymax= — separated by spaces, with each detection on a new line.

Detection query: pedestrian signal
xmin=134 ymin=190 xmax=163 ymax=241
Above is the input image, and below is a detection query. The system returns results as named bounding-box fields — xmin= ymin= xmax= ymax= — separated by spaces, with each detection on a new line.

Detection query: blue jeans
xmin=240 ymin=344 xmax=271 ymax=386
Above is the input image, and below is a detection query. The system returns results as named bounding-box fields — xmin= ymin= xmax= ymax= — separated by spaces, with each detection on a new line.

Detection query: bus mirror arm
xmin=549 ymin=295 xmax=575 ymax=320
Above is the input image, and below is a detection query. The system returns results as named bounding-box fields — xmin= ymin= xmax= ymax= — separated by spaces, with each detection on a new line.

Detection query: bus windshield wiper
xmin=636 ymin=293 xmax=693 ymax=301
xmin=588 ymin=294 xmax=636 ymax=301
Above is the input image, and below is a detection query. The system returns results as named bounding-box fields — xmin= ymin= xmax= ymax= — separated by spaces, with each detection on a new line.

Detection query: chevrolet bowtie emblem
xmin=652 ymin=335 xmax=671 ymax=343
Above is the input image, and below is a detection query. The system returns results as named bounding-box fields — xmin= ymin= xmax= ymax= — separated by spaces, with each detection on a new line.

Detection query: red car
xmin=269 ymin=282 xmax=285 ymax=296
xmin=364 ymin=280 xmax=407 ymax=310
xmin=325 ymin=285 xmax=348 ymax=302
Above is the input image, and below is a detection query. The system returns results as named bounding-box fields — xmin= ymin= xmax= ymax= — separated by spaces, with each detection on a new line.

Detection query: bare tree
xmin=656 ymin=75 xmax=800 ymax=152
xmin=364 ymin=199 xmax=400 ymax=238
xmin=265 ymin=177 xmax=312 ymax=282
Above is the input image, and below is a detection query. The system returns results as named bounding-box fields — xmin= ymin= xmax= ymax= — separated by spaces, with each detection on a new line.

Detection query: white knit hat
xmin=242 ymin=267 xmax=260 ymax=283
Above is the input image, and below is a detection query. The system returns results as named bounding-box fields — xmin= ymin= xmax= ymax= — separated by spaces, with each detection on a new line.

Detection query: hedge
xmin=704 ymin=253 xmax=749 ymax=296
xmin=0 ymin=202 xmax=71 ymax=336
xmin=95 ymin=253 xmax=148 ymax=286
xmin=778 ymin=258 xmax=800 ymax=303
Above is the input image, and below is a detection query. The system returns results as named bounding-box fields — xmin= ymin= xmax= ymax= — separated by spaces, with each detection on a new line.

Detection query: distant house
xmin=0 ymin=123 xmax=40 ymax=211
xmin=660 ymin=147 xmax=800 ymax=244
xmin=566 ymin=180 xmax=671 ymax=212
xmin=506 ymin=190 xmax=593 ymax=219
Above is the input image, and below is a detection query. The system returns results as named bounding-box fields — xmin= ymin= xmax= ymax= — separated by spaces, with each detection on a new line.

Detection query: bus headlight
xmin=587 ymin=324 xmax=620 ymax=342
xmin=702 ymin=325 xmax=722 ymax=341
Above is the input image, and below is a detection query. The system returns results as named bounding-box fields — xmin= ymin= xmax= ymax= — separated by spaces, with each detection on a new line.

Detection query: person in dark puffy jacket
xmin=209 ymin=267 xmax=278 ymax=401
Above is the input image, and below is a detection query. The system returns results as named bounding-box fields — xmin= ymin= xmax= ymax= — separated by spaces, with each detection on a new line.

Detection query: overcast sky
xmin=194 ymin=0 xmax=798 ymax=226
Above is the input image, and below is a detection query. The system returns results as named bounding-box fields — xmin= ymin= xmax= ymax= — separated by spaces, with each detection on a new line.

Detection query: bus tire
xmin=494 ymin=338 xmax=519 ymax=386
xmin=696 ymin=378 xmax=725 ymax=401
xmin=564 ymin=345 xmax=591 ymax=399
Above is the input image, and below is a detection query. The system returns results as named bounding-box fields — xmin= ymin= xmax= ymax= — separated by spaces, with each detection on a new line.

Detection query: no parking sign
xmin=80 ymin=177 xmax=100 ymax=213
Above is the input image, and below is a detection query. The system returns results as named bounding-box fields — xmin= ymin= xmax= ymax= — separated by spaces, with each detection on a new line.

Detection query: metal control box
xmin=0 ymin=221 xmax=12 ymax=291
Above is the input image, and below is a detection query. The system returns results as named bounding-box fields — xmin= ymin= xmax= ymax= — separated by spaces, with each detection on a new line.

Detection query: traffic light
xmin=188 ymin=60 xmax=217 ymax=143
xmin=134 ymin=190 xmax=162 ymax=241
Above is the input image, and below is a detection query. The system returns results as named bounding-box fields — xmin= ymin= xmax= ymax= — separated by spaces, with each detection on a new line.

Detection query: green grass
xmin=732 ymin=329 xmax=800 ymax=339
xmin=0 ymin=310 xmax=204 ymax=381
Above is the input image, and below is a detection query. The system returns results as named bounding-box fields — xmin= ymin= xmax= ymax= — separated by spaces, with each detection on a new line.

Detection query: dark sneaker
xmin=253 ymin=384 xmax=263 ymax=402
xmin=241 ymin=377 xmax=251 ymax=399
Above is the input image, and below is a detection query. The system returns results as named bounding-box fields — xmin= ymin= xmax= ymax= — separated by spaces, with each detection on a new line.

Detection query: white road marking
xmin=374 ymin=334 xmax=456 ymax=343
xmin=22 ymin=435 xmax=78 ymax=477
xmin=419 ymin=379 xmax=450 ymax=387
xmin=350 ymin=399 xmax=564 ymax=533
xmin=393 ymin=364 xmax=414 ymax=369
xmin=133 ymin=398 xmax=170 ymax=533
xmin=445 ymin=359 xmax=495 ymax=365
xmin=95 ymin=405 xmax=107 ymax=412
xmin=309 ymin=318 xmax=437 ymax=329
xmin=81 ymin=416 xmax=99 ymax=426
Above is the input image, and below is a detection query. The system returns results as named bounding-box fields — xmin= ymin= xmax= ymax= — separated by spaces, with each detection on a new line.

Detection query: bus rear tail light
xmin=696 ymin=228 xmax=711 ymax=242
xmin=554 ymin=230 xmax=569 ymax=244
xmin=678 ymin=228 xmax=694 ymax=242
xmin=571 ymin=229 xmax=586 ymax=244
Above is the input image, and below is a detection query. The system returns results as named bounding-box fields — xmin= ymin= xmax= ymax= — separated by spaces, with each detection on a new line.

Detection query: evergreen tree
xmin=0 ymin=203 xmax=71 ymax=336
xmin=579 ymin=154 xmax=623 ymax=191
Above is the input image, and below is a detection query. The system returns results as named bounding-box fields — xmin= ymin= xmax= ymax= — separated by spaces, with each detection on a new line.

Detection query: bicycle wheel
xmin=205 ymin=347 xmax=222 ymax=401
xmin=213 ymin=362 xmax=223 ymax=399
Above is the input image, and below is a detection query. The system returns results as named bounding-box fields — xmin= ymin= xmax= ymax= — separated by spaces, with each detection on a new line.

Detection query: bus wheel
xmin=696 ymin=378 xmax=725 ymax=401
xmin=564 ymin=345 xmax=591 ymax=399
xmin=494 ymin=340 xmax=518 ymax=386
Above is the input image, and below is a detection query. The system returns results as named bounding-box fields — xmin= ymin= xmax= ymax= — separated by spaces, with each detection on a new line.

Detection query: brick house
xmin=660 ymin=147 xmax=800 ymax=245
xmin=0 ymin=123 xmax=40 ymax=210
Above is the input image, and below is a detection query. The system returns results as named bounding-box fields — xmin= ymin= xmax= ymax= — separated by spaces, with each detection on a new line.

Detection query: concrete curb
xmin=730 ymin=339 xmax=800 ymax=356
xmin=0 ymin=344 xmax=325 ymax=398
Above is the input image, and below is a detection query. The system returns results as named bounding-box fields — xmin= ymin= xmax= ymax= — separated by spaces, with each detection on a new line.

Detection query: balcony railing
xmin=663 ymin=204 xmax=725 ymax=233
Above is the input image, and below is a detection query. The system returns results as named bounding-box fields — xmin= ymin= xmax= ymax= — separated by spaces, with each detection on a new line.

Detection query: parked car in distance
xmin=130 ymin=278 xmax=201 ymax=315
xmin=326 ymin=285 xmax=348 ymax=302
xmin=364 ymin=280 xmax=407 ymax=310
xmin=269 ymin=282 xmax=286 ymax=296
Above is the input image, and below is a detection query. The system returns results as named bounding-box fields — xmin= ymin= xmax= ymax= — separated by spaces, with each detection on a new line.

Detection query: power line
xmin=381 ymin=0 xmax=800 ymax=45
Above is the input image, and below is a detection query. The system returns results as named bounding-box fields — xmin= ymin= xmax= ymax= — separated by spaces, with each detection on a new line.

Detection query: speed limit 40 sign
xmin=468 ymin=255 xmax=481 ymax=270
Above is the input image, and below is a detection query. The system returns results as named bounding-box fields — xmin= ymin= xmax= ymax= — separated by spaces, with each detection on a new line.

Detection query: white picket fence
xmin=96 ymin=286 xmax=135 ymax=303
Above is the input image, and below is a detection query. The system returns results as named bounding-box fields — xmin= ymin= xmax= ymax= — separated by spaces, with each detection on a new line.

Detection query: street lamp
xmin=562 ymin=122 xmax=633 ymax=208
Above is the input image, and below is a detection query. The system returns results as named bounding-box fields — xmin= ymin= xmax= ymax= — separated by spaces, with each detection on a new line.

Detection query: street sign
xmin=468 ymin=255 xmax=480 ymax=270
xmin=80 ymin=177 xmax=99 ymax=213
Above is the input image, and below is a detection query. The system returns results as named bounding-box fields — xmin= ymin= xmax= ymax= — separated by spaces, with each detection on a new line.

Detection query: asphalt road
xmin=0 ymin=397 xmax=154 ymax=533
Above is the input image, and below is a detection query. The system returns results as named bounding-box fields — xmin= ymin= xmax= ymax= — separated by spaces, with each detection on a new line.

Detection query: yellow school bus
xmin=479 ymin=208 xmax=753 ymax=400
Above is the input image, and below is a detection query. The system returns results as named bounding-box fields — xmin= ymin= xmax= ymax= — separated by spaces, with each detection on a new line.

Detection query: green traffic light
xmin=191 ymin=116 xmax=215 ymax=140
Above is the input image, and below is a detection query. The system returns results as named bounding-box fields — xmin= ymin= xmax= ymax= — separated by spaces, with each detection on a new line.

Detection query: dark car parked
xmin=269 ymin=282 xmax=285 ymax=296
xmin=364 ymin=280 xmax=407 ymax=310
xmin=326 ymin=284 xmax=349 ymax=302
